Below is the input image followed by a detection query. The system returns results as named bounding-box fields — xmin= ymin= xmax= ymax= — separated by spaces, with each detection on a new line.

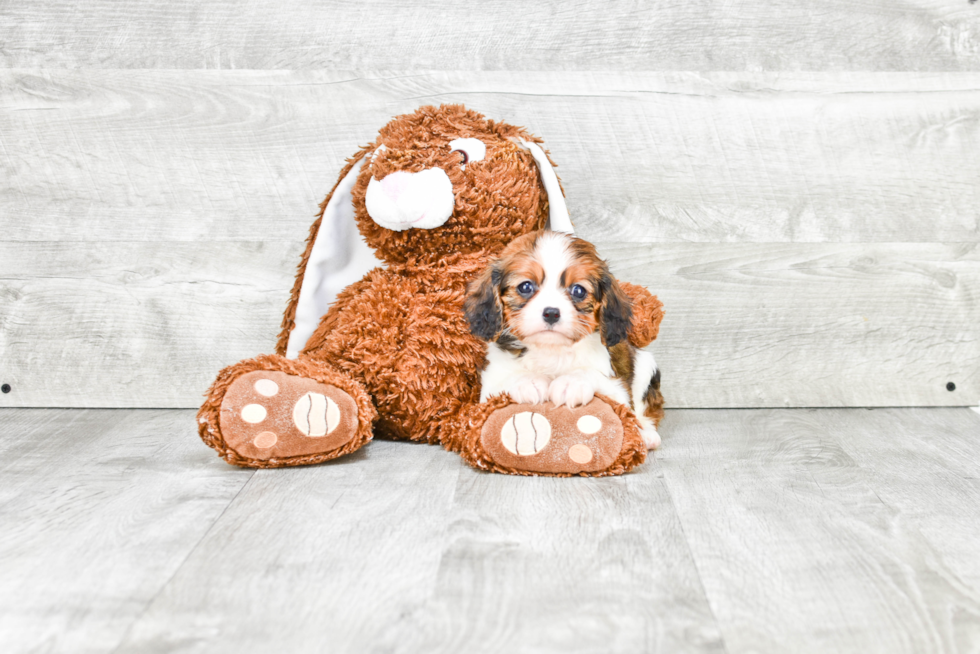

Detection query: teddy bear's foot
xmin=465 ymin=396 xmax=646 ymax=477
xmin=199 ymin=354 xmax=378 ymax=468
xmin=218 ymin=370 xmax=361 ymax=462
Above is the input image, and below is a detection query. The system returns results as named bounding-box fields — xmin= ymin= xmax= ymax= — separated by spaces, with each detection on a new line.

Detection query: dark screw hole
xmin=947 ymin=382 xmax=956 ymax=392
xmin=1 ymin=384 xmax=10 ymax=394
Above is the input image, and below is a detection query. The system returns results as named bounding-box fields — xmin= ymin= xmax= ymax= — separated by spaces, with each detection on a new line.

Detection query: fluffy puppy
xmin=464 ymin=230 xmax=663 ymax=449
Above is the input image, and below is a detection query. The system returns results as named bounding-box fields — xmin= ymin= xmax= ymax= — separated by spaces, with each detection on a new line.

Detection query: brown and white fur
xmin=464 ymin=230 xmax=663 ymax=449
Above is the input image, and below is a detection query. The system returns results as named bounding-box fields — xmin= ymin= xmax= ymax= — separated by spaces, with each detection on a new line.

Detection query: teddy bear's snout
xmin=365 ymin=168 xmax=455 ymax=232
xmin=379 ymin=172 xmax=412 ymax=200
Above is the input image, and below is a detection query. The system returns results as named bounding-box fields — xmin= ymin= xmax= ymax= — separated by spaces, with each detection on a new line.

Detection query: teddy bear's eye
xmin=570 ymin=284 xmax=588 ymax=300
xmin=516 ymin=281 xmax=536 ymax=297
xmin=447 ymin=138 xmax=486 ymax=169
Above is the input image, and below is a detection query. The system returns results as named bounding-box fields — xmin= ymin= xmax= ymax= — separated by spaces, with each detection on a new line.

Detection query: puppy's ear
xmin=598 ymin=271 xmax=633 ymax=347
xmin=464 ymin=264 xmax=504 ymax=341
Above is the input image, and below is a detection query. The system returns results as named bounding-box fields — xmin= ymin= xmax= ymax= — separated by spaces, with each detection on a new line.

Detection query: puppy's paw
xmin=636 ymin=415 xmax=661 ymax=450
xmin=640 ymin=427 xmax=661 ymax=450
xmin=549 ymin=374 xmax=595 ymax=408
xmin=506 ymin=375 xmax=551 ymax=404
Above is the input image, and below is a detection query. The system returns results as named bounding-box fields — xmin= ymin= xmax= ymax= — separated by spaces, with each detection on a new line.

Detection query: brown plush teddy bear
xmin=197 ymin=104 xmax=664 ymax=476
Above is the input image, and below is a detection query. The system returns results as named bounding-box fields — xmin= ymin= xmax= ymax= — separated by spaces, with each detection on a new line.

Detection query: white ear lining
xmin=518 ymin=139 xmax=574 ymax=234
xmin=286 ymin=138 xmax=569 ymax=358
xmin=286 ymin=157 xmax=384 ymax=359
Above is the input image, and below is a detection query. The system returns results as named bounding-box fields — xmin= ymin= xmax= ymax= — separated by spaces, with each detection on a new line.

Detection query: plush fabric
xmin=198 ymin=354 xmax=377 ymax=468
xmin=197 ymin=104 xmax=663 ymax=476
xmin=449 ymin=394 xmax=647 ymax=478
xmin=285 ymin=158 xmax=382 ymax=359
xmin=620 ymin=281 xmax=665 ymax=348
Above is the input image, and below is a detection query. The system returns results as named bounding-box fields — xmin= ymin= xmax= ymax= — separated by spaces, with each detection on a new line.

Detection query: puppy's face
xmin=465 ymin=231 xmax=632 ymax=348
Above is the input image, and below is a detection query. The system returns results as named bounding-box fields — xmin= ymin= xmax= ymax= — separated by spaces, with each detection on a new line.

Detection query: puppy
xmin=464 ymin=230 xmax=663 ymax=449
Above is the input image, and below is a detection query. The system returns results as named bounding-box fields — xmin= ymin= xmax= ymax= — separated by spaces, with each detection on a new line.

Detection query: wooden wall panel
xmin=0 ymin=241 xmax=298 ymax=408
xmin=1 ymin=1 xmax=979 ymax=71
xmin=610 ymin=242 xmax=979 ymax=408
xmin=2 ymin=71 xmax=979 ymax=244
xmin=2 ymin=25 xmax=978 ymax=408
xmin=0 ymin=241 xmax=975 ymax=408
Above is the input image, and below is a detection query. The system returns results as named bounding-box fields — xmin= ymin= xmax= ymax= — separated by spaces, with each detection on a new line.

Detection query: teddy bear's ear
xmin=277 ymin=149 xmax=384 ymax=359
xmin=514 ymin=139 xmax=574 ymax=234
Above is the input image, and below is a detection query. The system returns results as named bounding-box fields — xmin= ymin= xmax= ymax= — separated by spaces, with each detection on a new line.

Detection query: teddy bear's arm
xmin=297 ymin=275 xmax=379 ymax=357
xmin=618 ymin=280 xmax=664 ymax=349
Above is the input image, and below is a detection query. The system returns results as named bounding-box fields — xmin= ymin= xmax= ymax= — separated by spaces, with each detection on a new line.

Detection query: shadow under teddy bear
xmin=198 ymin=104 xmax=663 ymax=477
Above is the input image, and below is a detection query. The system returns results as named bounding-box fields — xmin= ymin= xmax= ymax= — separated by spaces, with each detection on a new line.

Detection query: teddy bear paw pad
xmin=480 ymin=399 xmax=624 ymax=474
xmin=219 ymin=371 xmax=358 ymax=461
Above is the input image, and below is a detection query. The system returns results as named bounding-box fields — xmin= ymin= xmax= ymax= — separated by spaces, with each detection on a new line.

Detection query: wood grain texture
xmin=2 ymin=1 xmax=979 ymax=70
xmin=2 ymin=72 xmax=977 ymax=407
xmin=0 ymin=241 xmax=298 ymax=408
xmin=0 ymin=408 xmax=253 ymax=654
xmin=4 ymin=407 xmax=978 ymax=653
xmin=2 ymin=70 xmax=979 ymax=243
xmin=659 ymin=408 xmax=980 ymax=654
xmin=116 ymin=460 xmax=727 ymax=653
xmin=114 ymin=437 xmax=464 ymax=654
xmin=378 ymin=465 xmax=725 ymax=653
xmin=1 ymin=241 xmax=976 ymax=408
xmin=829 ymin=408 xmax=980 ymax=590
xmin=608 ymin=241 xmax=980 ymax=408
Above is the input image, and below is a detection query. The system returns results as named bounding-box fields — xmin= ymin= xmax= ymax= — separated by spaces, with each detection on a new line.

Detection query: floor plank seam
xmin=651 ymin=456 xmax=733 ymax=654
xmin=107 ymin=466 xmax=258 ymax=653
xmin=0 ymin=409 xmax=106 ymax=505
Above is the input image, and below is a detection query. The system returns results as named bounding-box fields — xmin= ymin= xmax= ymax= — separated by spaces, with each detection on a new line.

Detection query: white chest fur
xmin=480 ymin=333 xmax=620 ymax=402
xmin=478 ymin=331 xmax=660 ymax=449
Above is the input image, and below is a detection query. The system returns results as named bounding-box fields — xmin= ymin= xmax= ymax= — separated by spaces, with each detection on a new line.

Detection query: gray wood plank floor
xmin=2 ymin=407 xmax=979 ymax=653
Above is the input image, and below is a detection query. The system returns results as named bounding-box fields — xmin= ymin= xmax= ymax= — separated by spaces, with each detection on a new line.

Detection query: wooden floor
xmin=0 ymin=408 xmax=978 ymax=653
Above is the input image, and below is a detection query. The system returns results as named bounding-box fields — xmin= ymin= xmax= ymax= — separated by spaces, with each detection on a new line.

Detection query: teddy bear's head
xmin=280 ymin=104 xmax=572 ymax=358
xmin=350 ymin=105 xmax=560 ymax=264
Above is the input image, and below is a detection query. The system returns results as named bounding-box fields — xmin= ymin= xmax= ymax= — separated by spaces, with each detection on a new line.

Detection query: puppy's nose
xmin=542 ymin=307 xmax=561 ymax=325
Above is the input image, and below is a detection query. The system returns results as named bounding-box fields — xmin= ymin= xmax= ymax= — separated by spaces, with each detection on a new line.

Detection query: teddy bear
xmin=197 ymin=104 xmax=664 ymax=477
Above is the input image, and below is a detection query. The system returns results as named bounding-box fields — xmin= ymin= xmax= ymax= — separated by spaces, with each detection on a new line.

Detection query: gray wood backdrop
xmin=1 ymin=3 xmax=978 ymax=409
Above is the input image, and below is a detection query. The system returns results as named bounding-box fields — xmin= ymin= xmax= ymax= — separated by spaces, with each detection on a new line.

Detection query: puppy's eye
xmin=448 ymin=138 xmax=487 ymax=169
xmin=516 ymin=281 xmax=536 ymax=297
xmin=570 ymin=284 xmax=587 ymax=300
